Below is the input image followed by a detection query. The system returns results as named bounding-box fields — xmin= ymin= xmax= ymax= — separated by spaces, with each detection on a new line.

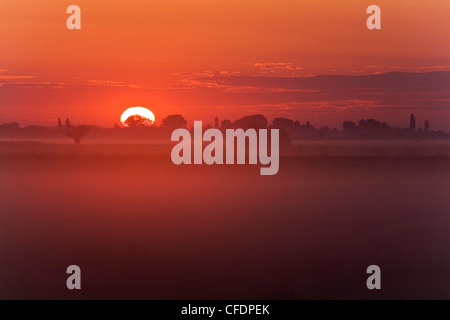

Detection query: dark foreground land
xmin=0 ymin=141 xmax=449 ymax=299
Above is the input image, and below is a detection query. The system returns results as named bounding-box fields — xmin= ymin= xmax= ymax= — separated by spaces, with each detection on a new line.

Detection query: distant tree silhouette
xmin=1 ymin=112 xmax=448 ymax=142
xmin=273 ymin=117 xmax=300 ymax=129
xmin=410 ymin=114 xmax=416 ymax=132
xmin=272 ymin=117 xmax=300 ymax=142
xmin=277 ymin=128 xmax=292 ymax=149
xmin=318 ymin=126 xmax=331 ymax=138
xmin=342 ymin=121 xmax=358 ymax=137
xmin=161 ymin=114 xmax=187 ymax=130
xmin=342 ymin=119 xmax=390 ymax=138
xmin=214 ymin=116 xmax=219 ymax=129
xmin=57 ymin=118 xmax=63 ymax=129
xmin=124 ymin=114 xmax=153 ymax=128
xmin=299 ymin=121 xmax=315 ymax=138
xmin=343 ymin=121 xmax=357 ymax=129
xmin=233 ymin=114 xmax=267 ymax=130
xmin=66 ymin=125 xmax=87 ymax=145
xmin=220 ymin=119 xmax=232 ymax=129
xmin=0 ymin=122 xmax=21 ymax=137
xmin=272 ymin=117 xmax=321 ymax=139
xmin=0 ymin=122 xmax=20 ymax=130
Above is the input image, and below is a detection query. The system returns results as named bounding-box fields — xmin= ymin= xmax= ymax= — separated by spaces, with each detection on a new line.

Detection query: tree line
xmin=0 ymin=113 xmax=448 ymax=145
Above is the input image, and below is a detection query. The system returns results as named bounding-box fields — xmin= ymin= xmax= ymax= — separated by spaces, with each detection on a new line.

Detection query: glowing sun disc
xmin=120 ymin=107 xmax=155 ymax=127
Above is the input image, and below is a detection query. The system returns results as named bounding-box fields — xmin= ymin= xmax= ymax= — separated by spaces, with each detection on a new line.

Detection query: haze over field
xmin=1 ymin=151 xmax=449 ymax=299
xmin=1 ymin=0 xmax=449 ymax=299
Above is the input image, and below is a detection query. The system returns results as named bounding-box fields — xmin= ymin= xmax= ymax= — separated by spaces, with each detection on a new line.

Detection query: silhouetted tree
xmin=343 ymin=121 xmax=357 ymax=129
xmin=342 ymin=119 xmax=390 ymax=138
xmin=0 ymin=122 xmax=21 ymax=137
xmin=57 ymin=118 xmax=63 ymax=129
xmin=220 ymin=119 xmax=232 ymax=129
xmin=65 ymin=118 xmax=71 ymax=128
xmin=233 ymin=114 xmax=267 ymax=130
xmin=0 ymin=122 xmax=20 ymax=130
xmin=124 ymin=114 xmax=153 ymax=128
xmin=342 ymin=121 xmax=357 ymax=137
xmin=214 ymin=116 xmax=219 ymax=129
xmin=272 ymin=117 xmax=300 ymax=140
xmin=298 ymin=121 xmax=315 ymax=138
xmin=278 ymin=128 xmax=292 ymax=149
xmin=66 ymin=125 xmax=87 ymax=145
xmin=409 ymin=114 xmax=416 ymax=132
xmin=424 ymin=120 xmax=430 ymax=134
xmin=273 ymin=117 xmax=299 ymax=129
xmin=318 ymin=126 xmax=331 ymax=138
xmin=161 ymin=114 xmax=187 ymax=130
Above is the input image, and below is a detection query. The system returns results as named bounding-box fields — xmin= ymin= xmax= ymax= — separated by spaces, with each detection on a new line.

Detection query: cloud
xmin=364 ymin=65 xmax=450 ymax=72
xmin=0 ymin=74 xmax=36 ymax=80
xmin=253 ymin=62 xmax=303 ymax=72
xmin=0 ymin=70 xmax=64 ymax=88
xmin=0 ymin=75 xmax=36 ymax=80
xmin=191 ymin=70 xmax=450 ymax=91
xmin=177 ymin=71 xmax=450 ymax=114
xmin=369 ymin=105 xmax=450 ymax=111
xmin=0 ymin=81 xmax=66 ymax=89
xmin=350 ymin=69 xmax=366 ymax=73
xmin=87 ymin=79 xmax=141 ymax=88
xmin=0 ymin=68 xmax=37 ymax=82
xmin=178 ymin=69 xmax=323 ymax=93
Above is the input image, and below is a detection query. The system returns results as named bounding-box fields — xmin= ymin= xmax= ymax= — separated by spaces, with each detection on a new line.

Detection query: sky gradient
xmin=0 ymin=0 xmax=449 ymax=129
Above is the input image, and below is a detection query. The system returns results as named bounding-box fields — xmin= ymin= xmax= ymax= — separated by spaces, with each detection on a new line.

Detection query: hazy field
xmin=1 ymin=138 xmax=450 ymax=156
xmin=0 ymin=140 xmax=449 ymax=299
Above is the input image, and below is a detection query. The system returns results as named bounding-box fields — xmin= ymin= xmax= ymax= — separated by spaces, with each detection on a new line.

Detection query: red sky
xmin=0 ymin=0 xmax=449 ymax=130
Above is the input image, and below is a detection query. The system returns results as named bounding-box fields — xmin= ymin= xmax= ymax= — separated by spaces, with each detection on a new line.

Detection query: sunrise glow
xmin=120 ymin=107 xmax=156 ymax=127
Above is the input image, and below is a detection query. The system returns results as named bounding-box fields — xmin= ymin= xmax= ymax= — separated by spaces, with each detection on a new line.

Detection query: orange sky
xmin=0 ymin=0 xmax=449 ymax=129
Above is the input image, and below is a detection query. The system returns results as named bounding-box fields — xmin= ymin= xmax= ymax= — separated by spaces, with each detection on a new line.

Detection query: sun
xmin=120 ymin=107 xmax=155 ymax=127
